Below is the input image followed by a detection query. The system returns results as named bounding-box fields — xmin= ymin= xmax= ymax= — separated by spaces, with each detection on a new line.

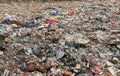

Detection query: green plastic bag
xmin=21 ymin=3 xmax=29 ymax=7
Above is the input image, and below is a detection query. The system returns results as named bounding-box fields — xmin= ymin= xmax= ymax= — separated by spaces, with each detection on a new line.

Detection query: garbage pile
xmin=0 ymin=1 xmax=120 ymax=76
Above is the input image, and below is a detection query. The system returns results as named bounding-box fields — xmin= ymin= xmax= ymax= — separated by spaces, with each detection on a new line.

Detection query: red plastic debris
xmin=44 ymin=19 xmax=57 ymax=24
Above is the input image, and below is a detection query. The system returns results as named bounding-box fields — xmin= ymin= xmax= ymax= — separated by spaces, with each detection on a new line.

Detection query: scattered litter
xmin=0 ymin=0 xmax=120 ymax=76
